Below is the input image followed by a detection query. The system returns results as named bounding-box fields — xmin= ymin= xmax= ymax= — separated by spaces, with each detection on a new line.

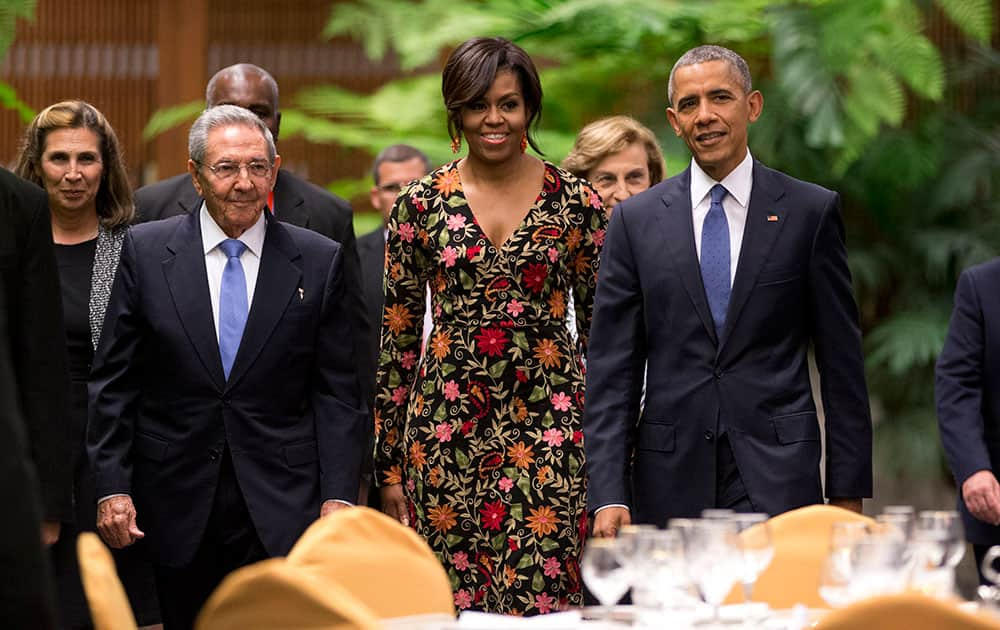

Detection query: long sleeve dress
xmin=374 ymin=160 xmax=607 ymax=615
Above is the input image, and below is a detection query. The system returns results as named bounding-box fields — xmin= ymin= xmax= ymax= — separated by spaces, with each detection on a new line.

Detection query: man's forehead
xmin=205 ymin=125 xmax=269 ymax=153
xmin=674 ymin=60 xmax=743 ymax=92
xmin=209 ymin=73 xmax=276 ymax=108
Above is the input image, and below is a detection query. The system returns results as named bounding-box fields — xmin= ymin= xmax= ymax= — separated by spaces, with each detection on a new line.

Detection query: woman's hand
xmin=380 ymin=484 xmax=409 ymax=526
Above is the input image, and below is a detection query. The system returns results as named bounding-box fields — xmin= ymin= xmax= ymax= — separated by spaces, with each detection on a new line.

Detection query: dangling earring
xmin=520 ymin=131 xmax=528 ymax=153
xmin=451 ymin=135 xmax=461 ymax=154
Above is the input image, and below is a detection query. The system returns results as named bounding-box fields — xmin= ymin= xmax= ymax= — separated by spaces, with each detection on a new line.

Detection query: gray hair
xmin=188 ymin=104 xmax=276 ymax=164
xmin=371 ymin=144 xmax=431 ymax=184
xmin=205 ymin=63 xmax=279 ymax=109
xmin=667 ymin=45 xmax=753 ymax=107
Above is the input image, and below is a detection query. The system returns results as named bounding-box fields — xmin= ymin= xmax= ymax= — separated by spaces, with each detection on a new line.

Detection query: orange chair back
xmin=76 ymin=532 xmax=138 ymax=630
xmin=816 ymin=592 xmax=1000 ymax=630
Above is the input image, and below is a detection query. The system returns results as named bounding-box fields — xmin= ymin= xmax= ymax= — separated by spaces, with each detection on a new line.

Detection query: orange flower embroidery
xmin=507 ymin=441 xmax=534 ymax=469
xmin=533 ymin=338 xmax=563 ymax=369
xmin=526 ymin=505 xmax=560 ymax=537
xmin=430 ymin=331 xmax=452 ymax=360
xmin=409 ymin=441 xmax=427 ymax=470
xmin=566 ymin=227 xmax=583 ymax=252
xmin=427 ymin=503 xmax=458 ymax=533
xmin=384 ymin=303 xmax=415 ymax=335
xmin=414 ymin=394 xmax=425 ymax=417
xmin=433 ymin=168 xmax=462 ymax=196
xmin=504 ymin=565 xmax=518 ymax=586
xmin=382 ymin=465 xmax=402 ymax=485
xmin=573 ymin=251 xmax=591 ymax=275
xmin=373 ymin=410 xmax=383 ymax=436
xmin=536 ymin=465 xmax=551 ymax=485
xmin=428 ymin=466 xmax=443 ymax=487
xmin=548 ymin=289 xmax=566 ymax=319
xmin=512 ymin=398 xmax=529 ymax=422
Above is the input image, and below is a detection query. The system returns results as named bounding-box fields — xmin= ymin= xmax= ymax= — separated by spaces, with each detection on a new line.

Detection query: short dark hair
xmin=441 ymin=37 xmax=543 ymax=154
xmin=372 ymin=144 xmax=431 ymax=185
xmin=206 ymin=63 xmax=279 ymax=109
xmin=668 ymin=45 xmax=753 ymax=107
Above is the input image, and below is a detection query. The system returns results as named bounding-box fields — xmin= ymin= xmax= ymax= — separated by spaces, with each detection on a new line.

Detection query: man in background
xmin=357 ymin=144 xmax=429 ymax=505
xmin=0 ymin=168 xmax=74 ymax=628
xmin=135 ymin=63 xmax=372 ymax=408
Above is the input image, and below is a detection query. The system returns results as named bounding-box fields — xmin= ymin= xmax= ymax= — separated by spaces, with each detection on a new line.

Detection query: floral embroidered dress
xmin=374 ymin=160 xmax=607 ymax=614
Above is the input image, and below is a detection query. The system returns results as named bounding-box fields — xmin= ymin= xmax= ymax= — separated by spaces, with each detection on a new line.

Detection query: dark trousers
xmin=716 ymin=433 xmax=753 ymax=512
xmin=154 ymin=449 xmax=267 ymax=630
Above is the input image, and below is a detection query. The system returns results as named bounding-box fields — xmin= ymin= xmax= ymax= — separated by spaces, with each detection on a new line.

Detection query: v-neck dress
xmin=374 ymin=160 xmax=607 ymax=614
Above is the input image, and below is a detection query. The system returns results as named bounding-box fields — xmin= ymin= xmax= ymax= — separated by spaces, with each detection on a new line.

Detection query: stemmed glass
xmin=910 ymin=510 xmax=965 ymax=596
xmin=683 ymin=519 xmax=743 ymax=625
xmin=616 ymin=524 xmax=656 ymax=607
xmin=581 ymin=538 xmax=631 ymax=612
xmin=732 ymin=513 xmax=773 ymax=604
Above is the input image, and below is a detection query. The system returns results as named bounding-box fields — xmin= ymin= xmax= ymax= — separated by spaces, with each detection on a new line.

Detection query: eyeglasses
xmin=376 ymin=182 xmax=404 ymax=194
xmin=199 ymin=160 xmax=273 ymax=181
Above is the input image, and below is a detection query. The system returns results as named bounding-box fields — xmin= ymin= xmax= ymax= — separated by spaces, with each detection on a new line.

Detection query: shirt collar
xmin=199 ymin=202 xmax=267 ymax=257
xmin=690 ymin=149 xmax=754 ymax=208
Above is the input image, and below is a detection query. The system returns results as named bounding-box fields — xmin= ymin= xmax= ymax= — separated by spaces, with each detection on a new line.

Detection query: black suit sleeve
xmin=936 ymin=268 xmax=992 ymax=485
xmin=807 ymin=192 xmax=873 ymax=499
xmin=13 ymin=191 xmax=73 ymax=522
xmin=583 ymin=204 xmax=647 ymax=511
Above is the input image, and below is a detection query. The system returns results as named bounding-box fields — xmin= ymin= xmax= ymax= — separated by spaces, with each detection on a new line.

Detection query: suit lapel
xmin=163 ymin=212 xmax=225 ymax=389
xmin=720 ymin=161 xmax=787 ymax=350
xmin=177 ymin=180 xmax=201 ymax=215
xmin=656 ymin=168 xmax=718 ymax=344
xmin=225 ymin=215 xmax=302 ymax=389
xmin=272 ymin=170 xmax=308 ymax=228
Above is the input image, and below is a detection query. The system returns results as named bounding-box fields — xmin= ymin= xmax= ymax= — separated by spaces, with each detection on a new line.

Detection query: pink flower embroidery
xmin=535 ymin=592 xmax=555 ymax=614
xmin=446 ymin=214 xmax=467 ymax=231
xmin=551 ymin=392 xmax=572 ymax=412
xmin=398 ymin=223 xmax=415 ymax=243
xmin=507 ymin=300 xmax=524 ymax=317
xmin=499 ymin=477 xmax=514 ymax=492
xmin=391 ymin=385 xmax=409 ymax=406
xmin=593 ymin=228 xmax=606 ymax=247
xmin=452 ymin=551 xmax=470 ymax=571
xmin=542 ymin=428 xmax=565 ymax=447
xmin=441 ymin=246 xmax=458 ymax=268
xmin=435 ymin=422 xmax=453 ymax=442
xmin=443 ymin=380 xmax=460 ymax=401
xmin=543 ymin=557 xmax=562 ymax=578
xmin=400 ymin=350 xmax=417 ymax=370
xmin=548 ymin=247 xmax=559 ymax=263
xmin=454 ymin=589 xmax=473 ymax=609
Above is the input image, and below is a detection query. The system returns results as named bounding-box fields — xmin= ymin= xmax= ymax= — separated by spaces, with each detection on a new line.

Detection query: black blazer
xmin=584 ymin=161 xmax=873 ymax=525
xmin=357 ymin=227 xmax=386 ymax=389
xmin=134 ymin=170 xmax=374 ymax=405
xmin=0 ymin=168 xmax=72 ymax=627
xmin=88 ymin=211 xmax=366 ymax=567
xmin=936 ymin=259 xmax=1000 ymax=545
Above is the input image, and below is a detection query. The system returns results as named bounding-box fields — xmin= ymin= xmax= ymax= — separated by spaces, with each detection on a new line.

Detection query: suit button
xmin=704 ymin=430 xmax=714 ymax=442
xmin=714 ymin=369 xmax=723 ymax=379
xmin=208 ymin=448 xmax=220 ymax=461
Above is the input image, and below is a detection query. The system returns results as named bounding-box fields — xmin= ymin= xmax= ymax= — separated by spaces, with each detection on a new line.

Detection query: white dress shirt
xmin=201 ymin=204 xmax=266 ymax=338
xmin=690 ymin=150 xmax=754 ymax=284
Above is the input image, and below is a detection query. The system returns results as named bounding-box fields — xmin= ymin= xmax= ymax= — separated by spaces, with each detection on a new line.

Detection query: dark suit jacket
xmin=584 ymin=161 xmax=872 ymax=525
xmin=0 ymin=168 xmax=72 ymax=627
xmin=88 ymin=211 xmax=366 ymax=567
xmin=936 ymin=259 xmax=1000 ymax=546
xmin=134 ymin=170 xmax=373 ymax=406
xmin=357 ymin=227 xmax=386 ymax=390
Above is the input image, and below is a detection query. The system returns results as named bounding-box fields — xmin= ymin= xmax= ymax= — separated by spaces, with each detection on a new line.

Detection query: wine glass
xmin=733 ymin=513 xmax=773 ymax=604
xmin=849 ymin=531 xmax=909 ymax=597
xmin=581 ymin=538 xmax=631 ymax=611
xmin=910 ymin=510 xmax=965 ymax=596
xmin=701 ymin=508 xmax=736 ymax=520
xmin=818 ymin=550 xmax=854 ymax=608
xmin=616 ymin=524 xmax=655 ymax=607
xmin=682 ymin=519 xmax=742 ymax=625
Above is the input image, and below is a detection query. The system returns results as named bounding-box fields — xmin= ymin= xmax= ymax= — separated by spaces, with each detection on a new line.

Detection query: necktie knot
xmin=710 ymin=184 xmax=728 ymax=206
xmin=219 ymin=238 xmax=246 ymax=260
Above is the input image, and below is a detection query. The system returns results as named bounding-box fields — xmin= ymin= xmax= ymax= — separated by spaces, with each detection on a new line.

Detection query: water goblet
xmin=582 ymin=538 xmax=631 ymax=611
xmin=683 ymin=519 xmax=743 ymax=625
xmin=733 ymin=513 xmax=773 ymax=604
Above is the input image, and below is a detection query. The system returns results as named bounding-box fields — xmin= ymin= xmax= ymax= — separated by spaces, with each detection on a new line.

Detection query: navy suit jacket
xmin=88 ymin=211 xmax=366 ymax=567
xmin=584 ymin=160 xmax=872 ymax=525
xmin=936 ymin=258 xmax=1000 ymax=545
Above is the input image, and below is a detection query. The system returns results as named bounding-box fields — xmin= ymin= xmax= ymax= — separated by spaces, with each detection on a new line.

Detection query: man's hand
xmin=321 ymin=500 xmax=352 ymax=518
xmin=963 ymin=470 xmax=1000 ymax=526
xmin=828 ymin=498 xmax=863 ymax=514
xmin=380 ymin=484 xmax=409 ymax=527
xmin=592 ymin=507 xmax=631 ymax=538
xmin=96 ymin=496 xmax=144 ymax=549
xmin=41 ymin=521 xmax=61 ymax=546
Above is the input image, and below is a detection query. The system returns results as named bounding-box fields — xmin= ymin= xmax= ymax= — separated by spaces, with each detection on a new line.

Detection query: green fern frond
xmin=865 ymin=309 xmax=951 ymax=376
xmin=142 ymin=100 xmax=203 ymax=140
xmin=0 ymin=0 xmax=35 ymax=60
xmin=935 ymin=0 xmax=993 ymax=43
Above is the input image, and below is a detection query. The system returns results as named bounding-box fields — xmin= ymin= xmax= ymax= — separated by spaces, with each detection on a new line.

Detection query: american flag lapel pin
xmin=767 ymin=214 xmax=779 ymax=222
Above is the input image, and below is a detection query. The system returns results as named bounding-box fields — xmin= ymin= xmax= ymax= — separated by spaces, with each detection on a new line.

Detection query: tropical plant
xmin=0 ymin=0 xmax=36 ymax=122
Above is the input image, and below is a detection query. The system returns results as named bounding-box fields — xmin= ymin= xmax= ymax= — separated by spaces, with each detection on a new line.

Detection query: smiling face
xmin=40 ymin=127 xmax=104 ymax=217
xmin=588 ymin=142 xmax=652 ymax=212
xmin=461 ymin=69 xmax=529 ymax=166
xmin=188 ymin=124 xmax=281 ymax=237
xmin=666 ymin=59 xmax=762 ymax=181
xmin=207 ymin=70 xmax=281 ymax=142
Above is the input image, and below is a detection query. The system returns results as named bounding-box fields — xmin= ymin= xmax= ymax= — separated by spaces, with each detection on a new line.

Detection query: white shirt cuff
xmin=594 ymin=503 xmax=630 ymax=515
xmin=97 ymin=493 xmax=130 ymax=505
